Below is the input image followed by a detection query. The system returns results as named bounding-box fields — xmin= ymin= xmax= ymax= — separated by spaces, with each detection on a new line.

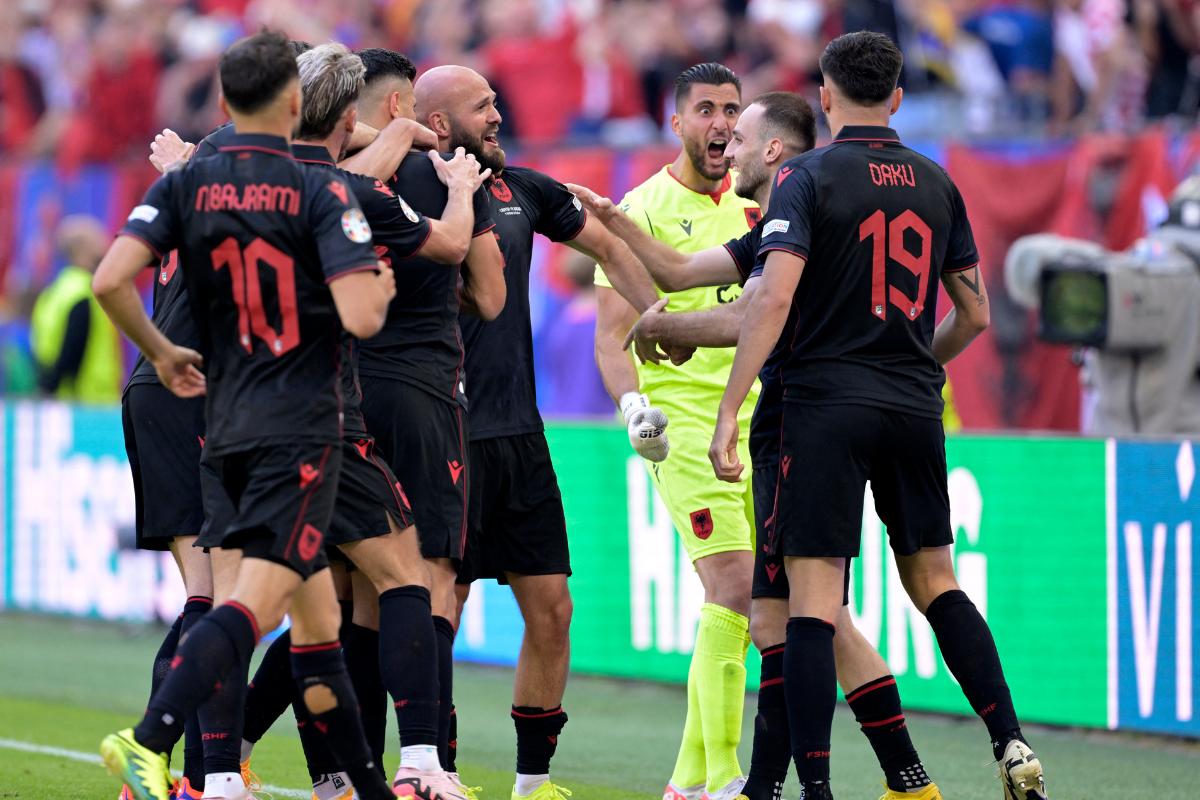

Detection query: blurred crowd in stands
xmin=2 ymin=0 xmax=1200 ymax=163
xmin=5 ymin=0 xmax=1200 ymax=422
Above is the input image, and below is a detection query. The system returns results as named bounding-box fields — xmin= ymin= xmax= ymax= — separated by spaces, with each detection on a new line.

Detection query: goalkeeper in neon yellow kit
xmin=593 ymin=63 xmax=759 ymax=800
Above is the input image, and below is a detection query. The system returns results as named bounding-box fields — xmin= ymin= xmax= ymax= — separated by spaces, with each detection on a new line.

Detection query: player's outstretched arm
xmin=565 ymin=182 xmax=740 ymax=292
xmin=596 ymin=285 xmax=670 ymax=462
xmin=422 ymin=148 xmax=492 ymax=264
xmin=626 ymin=279 xmax=758 ymax=354
xmin=711 ymin=253 xmax=802 ymax=482
xmin=92 ymin=236 xmax=205 ymax=397
xmin=340 ymin=117 xmax=439 ymax=181
xmin=459 ymin=229 xmax=506 ymax=320
xmin=569 ymin=215 xmax=660 ymax=311
xmin=329 ymin=261 xmax=396 ymax=339
xmin=932 ymin=263 xmax=990 ymax=365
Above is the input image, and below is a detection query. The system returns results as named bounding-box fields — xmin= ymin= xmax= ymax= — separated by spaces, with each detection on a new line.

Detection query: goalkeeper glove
xmin=621 ymin=392 xmax=669 ymax=462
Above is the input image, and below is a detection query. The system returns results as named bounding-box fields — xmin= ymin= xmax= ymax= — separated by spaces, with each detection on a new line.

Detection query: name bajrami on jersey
xmin=756 ymin=125 xmax=979 ymax=419
xmin=120 ymin=132 xmax=380 ymax=456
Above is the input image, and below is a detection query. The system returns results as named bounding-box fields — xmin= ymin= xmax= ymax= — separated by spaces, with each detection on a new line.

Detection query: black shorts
xmin=326 ymin=436 xmax=413 ymax=547
xmin=751 ymin=461 xmax=789 ymax=600
xmin=773 ymin=403 xmax=952 ymax=559
xmin=121 ymin=383 xmax=206 ymax=551
xmin=360 ymin=377 xmax=468 ymax=562
xmin=459 ymin=432 xmax=570 ymax=584
xmin=195 ymin=441 xmax=341 ymax=578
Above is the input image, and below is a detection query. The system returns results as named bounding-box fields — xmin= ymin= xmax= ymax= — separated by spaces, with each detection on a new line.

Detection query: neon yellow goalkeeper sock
xmin=696 ymin=603 xmax=750 ymax=793
xmin=669 ymin=643 xmax=707 ymax=789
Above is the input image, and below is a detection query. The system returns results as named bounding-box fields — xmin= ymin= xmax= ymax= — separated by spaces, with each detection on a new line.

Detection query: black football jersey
xmin=292 ymin=143 xmax=432 ymax=437
xmin=120 ymin=132 xmax=380 ymax=455
xmin=459 ymin=166 xmax=587 ymax=441
xmin=125 ymin=123 xmax=239 ymax=391
xmin=356 ymin=152 xmax=495 ymax=405
xmin=722 ymin=220 xmax=792 ymax=465
xmin=755 ymin=126 xmax=979 ymax=418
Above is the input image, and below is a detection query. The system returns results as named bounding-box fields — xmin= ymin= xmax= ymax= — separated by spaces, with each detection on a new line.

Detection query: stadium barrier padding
xmin=1 ymin=401 xmax=1196 ymax=737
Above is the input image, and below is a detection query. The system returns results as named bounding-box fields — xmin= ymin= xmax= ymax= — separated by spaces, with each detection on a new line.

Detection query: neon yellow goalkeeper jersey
xmin=595 ymin=166 xmax=762 ymax=423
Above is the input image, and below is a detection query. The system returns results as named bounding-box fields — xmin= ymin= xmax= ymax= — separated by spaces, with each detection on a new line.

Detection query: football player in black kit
xmin=710 ymin=32 xmax=1047 ymax=800
xmin=93 ymin=31 xmax=397 ymax=800
xmin=569 ymin=91 xmax=947 ymax=800
xmin=234 ymin=43 xmax=490 ymax=800
xmin=410 ymin=65 xmax=666 ymax=800
xmin=352 ymin=49 xmax=506 ymax=793
xmin=133 ymin=39 xmax=440 ymax=799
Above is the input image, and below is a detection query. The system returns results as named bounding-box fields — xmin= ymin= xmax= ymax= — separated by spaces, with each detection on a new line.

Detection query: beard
xmin=684 ymin=136 xmax=730 ymax=182
xmin=734 ymin=164 xmax=765 ymax=201
xmin=448 ymin=126 xmax=506 ymax=174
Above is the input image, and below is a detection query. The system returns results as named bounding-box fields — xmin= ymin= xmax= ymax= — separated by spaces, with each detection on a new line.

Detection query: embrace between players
xmin=94 ymin=25 xmax=1048 ymax=800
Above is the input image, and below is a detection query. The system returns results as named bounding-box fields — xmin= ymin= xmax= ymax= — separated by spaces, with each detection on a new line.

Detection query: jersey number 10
xmin=859 ymin=209 xmax=932 ymax=322
xmin=211 ymin=236 xmax=300 ymax=357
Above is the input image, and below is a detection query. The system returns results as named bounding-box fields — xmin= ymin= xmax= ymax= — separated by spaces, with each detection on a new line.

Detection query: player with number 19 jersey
xmin=121 ymin=132 xmax=380 ymax=575
xmin=759 ymin=124 xmax=978 ymax=560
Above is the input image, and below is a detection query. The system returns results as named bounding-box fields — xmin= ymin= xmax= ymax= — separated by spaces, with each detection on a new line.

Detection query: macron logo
xmin=776 ymin=166 xmax=794 ymax=187
xmin=763 ymin=219 xmax=790 ymax=237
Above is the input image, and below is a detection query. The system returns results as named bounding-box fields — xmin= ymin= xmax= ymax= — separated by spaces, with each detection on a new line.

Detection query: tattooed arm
xmin=932 ymin=263 xmax=990 ymax=365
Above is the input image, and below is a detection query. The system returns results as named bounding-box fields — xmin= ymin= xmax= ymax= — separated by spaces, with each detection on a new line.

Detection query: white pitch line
xmin=0 ymin=736 xmax=309 ymax=798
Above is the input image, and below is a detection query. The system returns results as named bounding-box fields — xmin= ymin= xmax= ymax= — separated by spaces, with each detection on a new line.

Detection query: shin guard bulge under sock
xmin=743 ymin=643 xmax=789 ymax=800
xmin=343 ymin=623 xmax=387 ymax=766
xmin=135 ymin=602 xmax=260 ymax=756
xmin=924 ymin=590 xmax=1023 ymax=757
xmin=290 ymin=642 xmax=392 ymax=800
xmin=379 ymin=587 xmax=440 ymax=750
xmin=433 ymin=616 xmax=456 ymax=767
xmin=695 ymin=604 xmax=750 ymax=792
xmin=783 ymin=617 xmax=836 ymax=784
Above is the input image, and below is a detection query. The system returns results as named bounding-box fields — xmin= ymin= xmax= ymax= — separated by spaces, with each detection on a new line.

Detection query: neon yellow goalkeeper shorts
xmin=644 ymin=413 xmax=755 ymax=563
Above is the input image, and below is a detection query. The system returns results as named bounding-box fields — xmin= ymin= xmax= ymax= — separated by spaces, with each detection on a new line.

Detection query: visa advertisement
xmin=0 ymin=401 xmax=1194 ymax=737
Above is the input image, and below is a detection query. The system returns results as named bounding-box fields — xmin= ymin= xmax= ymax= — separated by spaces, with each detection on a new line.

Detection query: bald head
xmin=414 ymin=65 xmax=506 ymax=173
xmin=56 ymin=215 xmax=109 ymax=272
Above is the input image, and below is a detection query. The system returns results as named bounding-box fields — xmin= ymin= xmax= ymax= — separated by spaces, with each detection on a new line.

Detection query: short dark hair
xmin=819 ymin=31 xmax=903 ymax=106
xmin=290 ymin=40 xmax=312 ymax=56
xmin=219 ymin=30 xmax=298 ymax=114
xmin=753 ymin=91 xmax=816 ymax=155
xmin=674 ymin=62 xmax=741 ymax=109
xmin=357 ymin=47 xmax=417 ymax=87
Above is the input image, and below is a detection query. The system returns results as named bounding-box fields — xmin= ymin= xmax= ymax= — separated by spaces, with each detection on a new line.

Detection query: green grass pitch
xmin=0 ymin=613 xmax=1195 ymax=799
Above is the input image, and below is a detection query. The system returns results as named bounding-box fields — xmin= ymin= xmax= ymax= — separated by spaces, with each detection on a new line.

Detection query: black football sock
xmin=744 ymin=643 xmax=789 ymax=800
xmin=445 ymin=705 xmax=458 ymax=773
xmin=846 ymin=675 xmax=928 ymax=792
xmin=290 ymin=642 xmax=392 ymax=800
xmin=135 ymin=602 xmax=260 ymax=755
xmin=198 ymin=646 xmax=248 ymax=775
xmin=379 ymin=587 xmax=440 ymax=749
xmin=179 ymin=596 xmax=212 ymax=791
xmin=784 ymin=617 xmax=836 ymax=787
xmin=292 ymin=681 xmax=335 ymax=784
xmin=344 ymin=623 xmax=387 ymax=766
xmin=512 ymin=706 xmax=567 ymax=776
xmin=242 ymin=630 xmax=293 ymax=744
xmin=150 ymin=614 xmax=183 ymax=699
xmin=433 ymin=616 xmax=455 ymax=767
xmin=924 ymin=590 xmax=1024 ymax=759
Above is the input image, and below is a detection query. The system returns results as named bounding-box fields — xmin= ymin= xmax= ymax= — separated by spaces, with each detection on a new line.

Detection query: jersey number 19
xmin=859 ymin=209 xmax=932 ymax=322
